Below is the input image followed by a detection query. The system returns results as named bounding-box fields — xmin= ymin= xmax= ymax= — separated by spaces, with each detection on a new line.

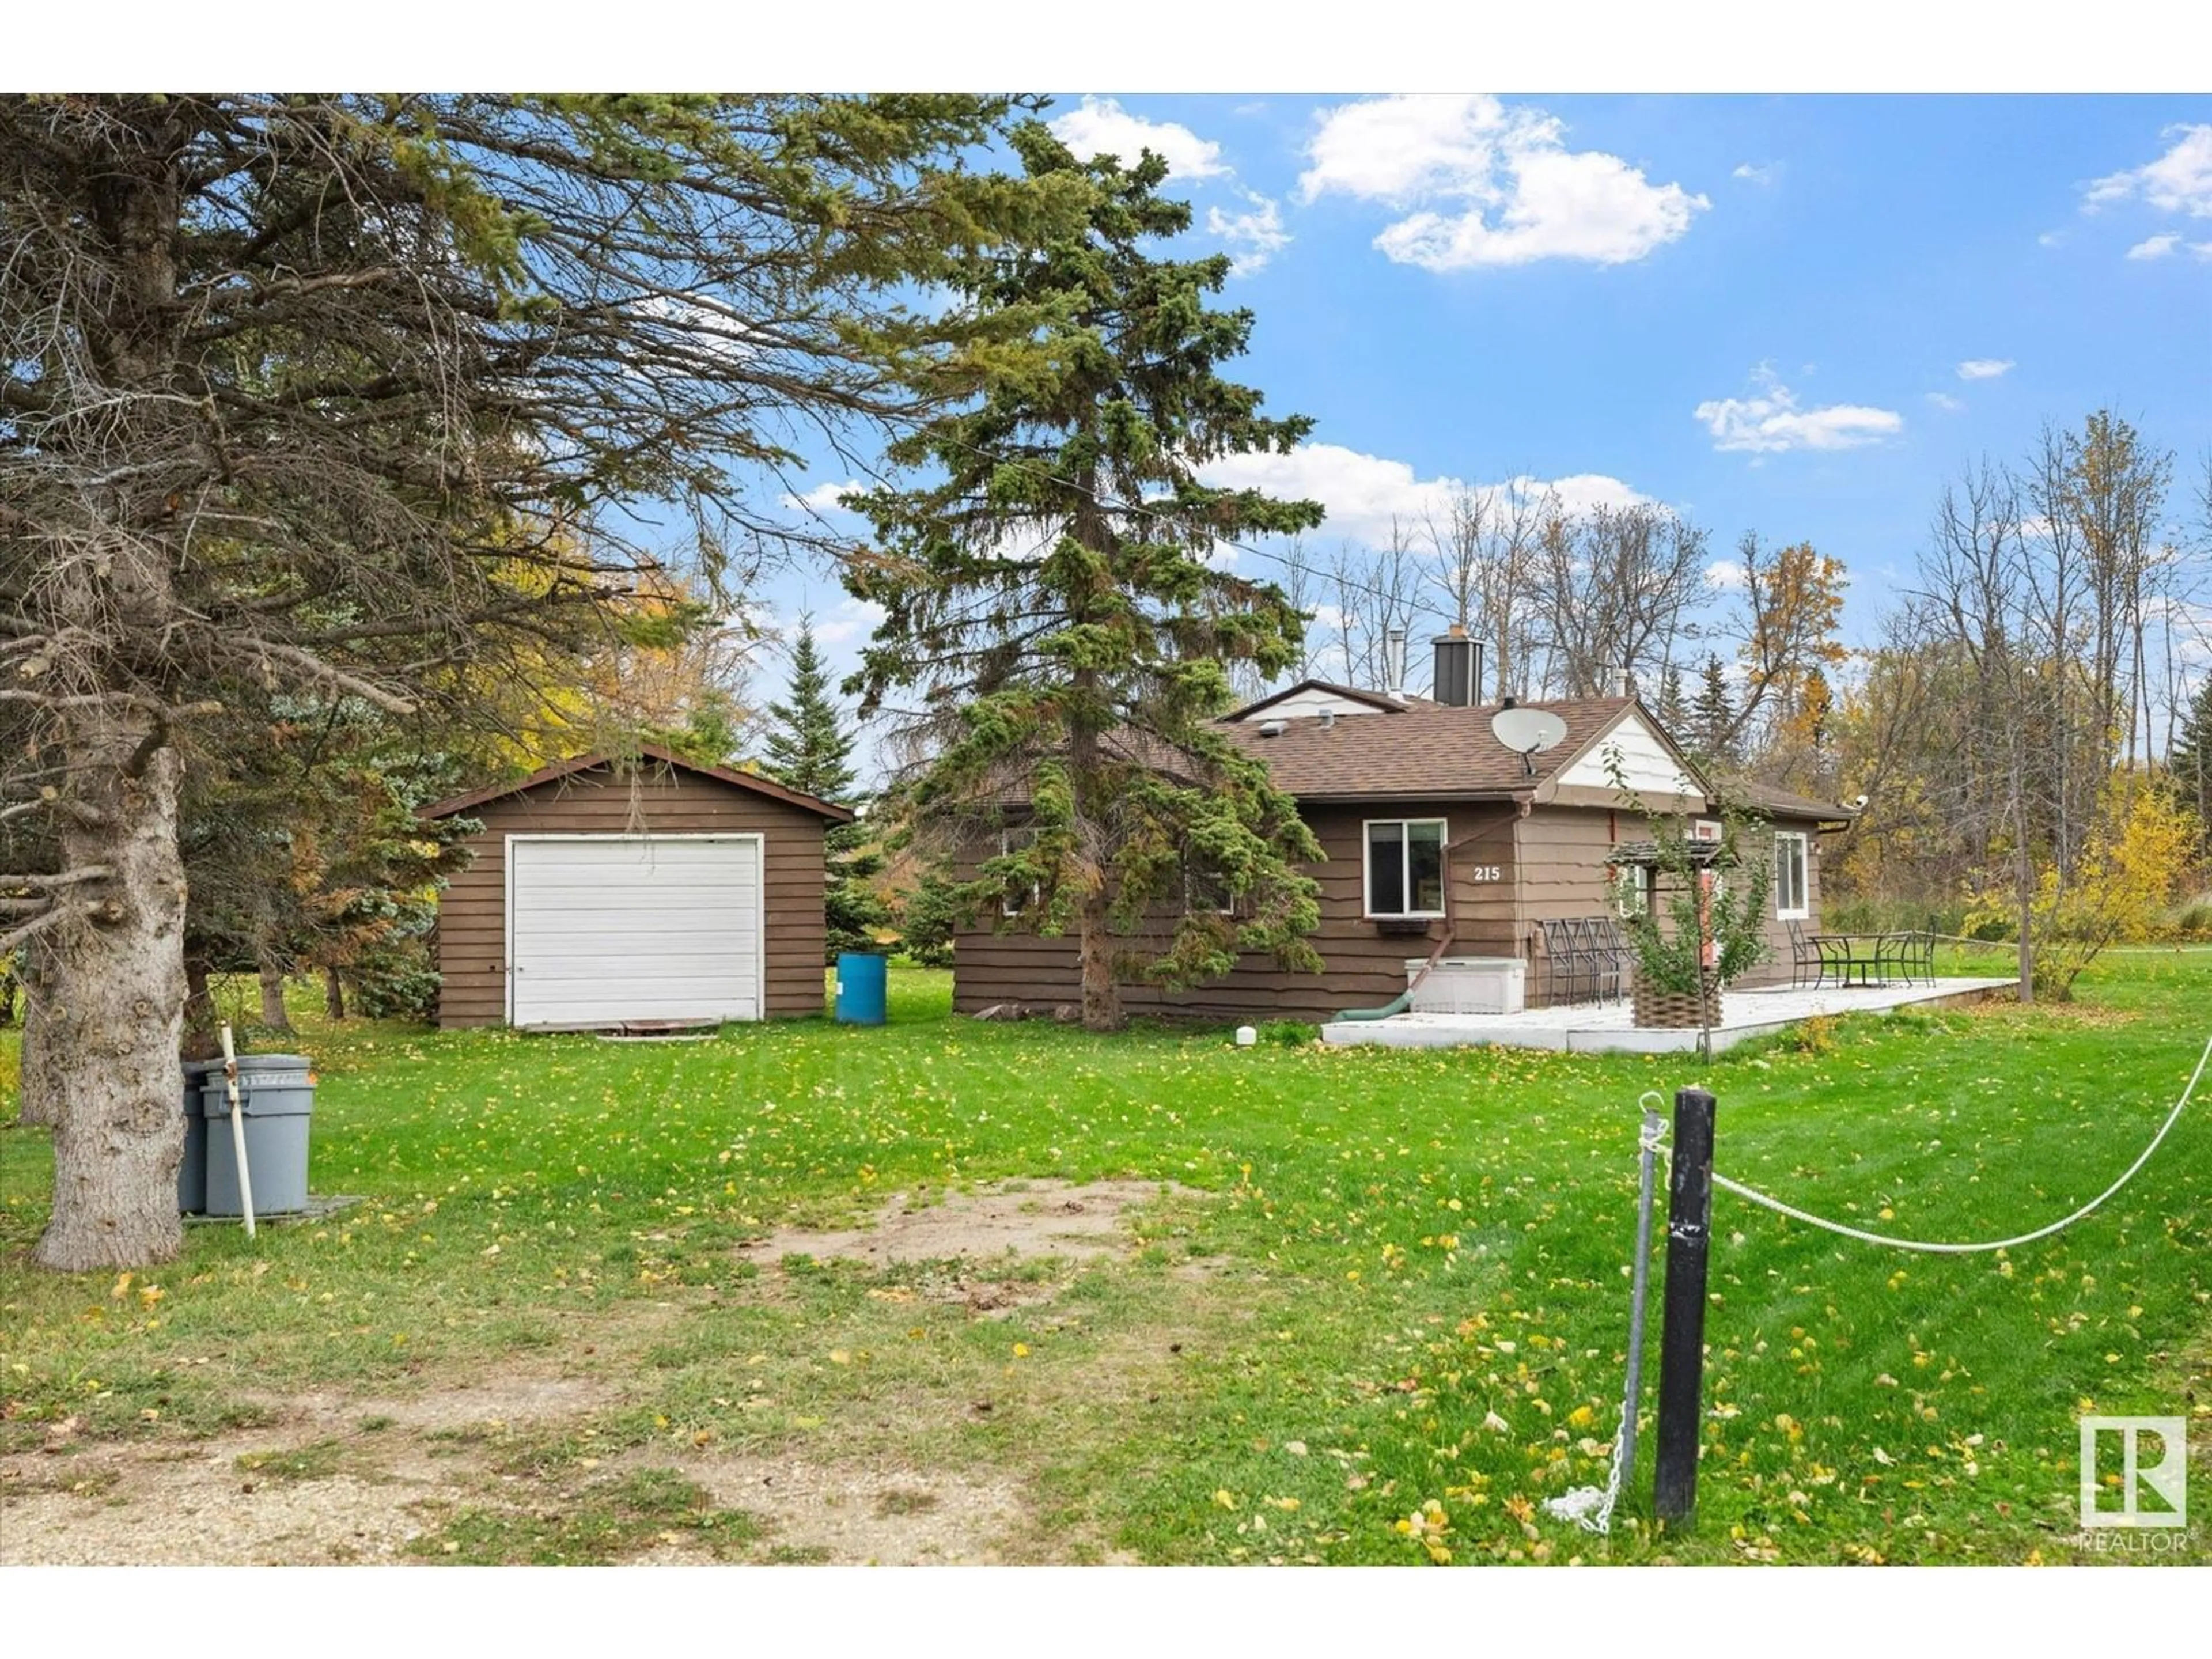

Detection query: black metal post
xmin=1653 ymin=1086 xmax=1717 ymax=1527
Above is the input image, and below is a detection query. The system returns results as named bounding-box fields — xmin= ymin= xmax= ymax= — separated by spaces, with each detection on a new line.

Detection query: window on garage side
xmin=1365 ymin=819 xmax=1446 ymax=917
xmin=999 ymin=827 xmax=1043 ymax=918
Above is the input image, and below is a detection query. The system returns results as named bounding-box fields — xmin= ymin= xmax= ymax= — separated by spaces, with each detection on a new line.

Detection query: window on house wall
xmin=1610 ymin=863 xmax=1652 ymax=918
xmin=1184 ymin=868 xmax=1243 ymax=918
xmin=1365 ymin=819 xmax=1446 ymax=916
xmin=1774 ymin=831 xmax=1809 ymax=919
xmin=1000 ymin=827 xmax=1041 ymax=919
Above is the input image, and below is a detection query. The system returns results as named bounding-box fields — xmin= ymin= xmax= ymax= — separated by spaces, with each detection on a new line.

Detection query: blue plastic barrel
xmin=834 ymin=952 xmax=888 ymax=1025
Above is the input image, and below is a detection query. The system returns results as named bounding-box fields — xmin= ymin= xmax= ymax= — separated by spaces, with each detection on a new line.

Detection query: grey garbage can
xmin=179 ymin=1059 xmax=219 ymax=1214
xmin=198 ymin=1054 xmax=315 ymax=1217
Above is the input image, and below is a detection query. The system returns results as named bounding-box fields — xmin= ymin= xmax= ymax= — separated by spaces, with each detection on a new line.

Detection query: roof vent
xmin=1259 ymin=718 xmax=1289 ymax=739
xmin=1384 ymin=628 xmax=1408 ymax=701
xmin=1319 ymin=707 xmax=1336 ymax=729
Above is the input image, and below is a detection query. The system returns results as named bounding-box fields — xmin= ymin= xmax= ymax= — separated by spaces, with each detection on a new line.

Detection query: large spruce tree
xmin=847 ymin=124 xmax=1325 ymax=1031
xmin=763 ymin=618 xmax=889 ymax=959
xmin=0 ymin=95 xmax=1073 ymax=1268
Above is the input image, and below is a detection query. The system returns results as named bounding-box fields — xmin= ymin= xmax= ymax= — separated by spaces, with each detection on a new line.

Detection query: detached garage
xmin=422 ymin=744 xmax=854 ymax=1030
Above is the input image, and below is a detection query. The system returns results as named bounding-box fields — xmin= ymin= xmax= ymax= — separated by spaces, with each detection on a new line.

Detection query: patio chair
xmin=1878 ymin=930 xmax=1935 ymax=986
xmin=1786 ymin=919 xmax=1824 ymax=989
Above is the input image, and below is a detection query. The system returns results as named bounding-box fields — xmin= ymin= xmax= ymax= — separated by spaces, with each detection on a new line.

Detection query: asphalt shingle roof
xmin=1222 ymin=697 xmax=1637 ymax=800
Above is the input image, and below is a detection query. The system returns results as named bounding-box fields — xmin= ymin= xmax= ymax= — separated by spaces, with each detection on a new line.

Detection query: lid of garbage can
xmin=228 ymin=1054 xmax=312 ymax=1071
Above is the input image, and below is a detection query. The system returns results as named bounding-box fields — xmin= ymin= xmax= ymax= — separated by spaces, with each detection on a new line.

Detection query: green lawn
xmin=2 ymin=956 xmax=2207 ymax=1564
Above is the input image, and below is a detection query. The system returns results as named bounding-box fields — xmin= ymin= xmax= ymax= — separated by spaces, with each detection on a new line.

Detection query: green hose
xmin=1332 ymin=990 xmax=1414 ymax=1022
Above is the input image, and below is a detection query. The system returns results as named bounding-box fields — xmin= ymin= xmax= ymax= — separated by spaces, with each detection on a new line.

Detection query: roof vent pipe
xmin=1384 ymin=628 xmax=1408 ymax=702
xmin=1259 ymin=718 xmax=1288 ymax=738
xmin=1319 ymin=707 xmax=1336 ymax=729
xmin=1611 ymin=664 xmax=1631 ymax=698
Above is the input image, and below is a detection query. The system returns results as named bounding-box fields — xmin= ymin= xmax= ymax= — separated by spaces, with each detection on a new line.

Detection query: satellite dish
xmin=1491 ymin=705 xmax=1569 ymax=777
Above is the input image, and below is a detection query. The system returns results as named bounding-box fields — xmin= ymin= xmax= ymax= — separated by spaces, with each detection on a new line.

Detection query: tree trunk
xmin=181 ymin=956 xmax=219 ymax=1062
xmin=35 ymin=735 xmax=188 ymax=1271
xmin=15 ymin=945 xmax=61 ymax=1128
xmin=257 ymin=960 xmax=294 ymax=1033
xmin=324 ymin=965 xmax=346 ymax=1022
xmin=1076 ymin=884 xmax=1124 ymax=1033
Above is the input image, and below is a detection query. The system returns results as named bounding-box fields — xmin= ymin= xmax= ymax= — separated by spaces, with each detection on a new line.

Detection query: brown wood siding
xmin=1513 ymin=804 xmax=1827 ymax=998
xmin=434 ymin=761 xmax=828 ymax=1027
xmin=949 ymin=802 xmax=1520 ymax=1023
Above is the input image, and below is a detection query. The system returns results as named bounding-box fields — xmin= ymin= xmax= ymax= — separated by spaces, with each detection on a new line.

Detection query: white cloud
xmin=1705 ymin=559 xmax=1748 ymax=590
xmin=1197 ymin=442 xmax=1645 ymax=546
xmin=1926 ymin=391 xmax=1967 ymax=413
xmin=2038 ymin=229 xmax=2066 ymax=248
xmin=782 ymin=479 xmax=863 ymax=516
xmin=1048 ymin=96 xmax=1227 ymax=181
xmin=1298 ymin=94 xmax=1706 ymax=271
xmin=811 ymin=596 xmax=885 ymax=646
xmin=1512 ymin=472 xmax=1650 ymax=516
xmin=1732 ymin=161 xmax=1781 ymax=185
xmin=1205 ymin=191 xmax=1291 ymax=276
xmin=1956 ymin=358 xmax=2013 ymax=381
xmin=2127 ymin=233 xmax=2181 ymax=260
xmin=2085 ymin=124 xmax=2212 ymax=218
xmin=1694 ymin=368 xmax=1903 ymax=455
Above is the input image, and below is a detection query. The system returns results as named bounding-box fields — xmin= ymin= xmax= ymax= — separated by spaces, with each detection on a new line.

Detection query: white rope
xmin=1692 ymin=1031 xmax=2212 ymax=1256
xmin=1547 ymin=1103 xmax=1668 ymax=1535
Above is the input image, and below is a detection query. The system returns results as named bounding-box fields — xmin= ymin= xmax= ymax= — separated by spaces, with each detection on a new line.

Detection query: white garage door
xmin=509 ymin=836 xmax=762 ymax=1027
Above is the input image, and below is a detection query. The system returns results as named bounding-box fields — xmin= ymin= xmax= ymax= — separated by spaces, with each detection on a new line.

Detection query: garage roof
xmin=421 ymin=743 xmax=857 ymax=824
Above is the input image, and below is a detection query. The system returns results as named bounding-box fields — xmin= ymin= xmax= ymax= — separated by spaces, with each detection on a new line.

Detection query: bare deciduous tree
xmin=1529 ymin=502 xmax=1708 ymax=698
xmin=1422 ymin=483 xmax=1543 ymax=700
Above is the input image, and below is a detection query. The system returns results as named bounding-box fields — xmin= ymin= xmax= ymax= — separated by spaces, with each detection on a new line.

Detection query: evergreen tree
xmin=1657 ymin=661 xmax=1688 ymax=739
xmin=847 ymin=126 xmax=1327 ymax=1031
xmin=762 ymin=619 xmax=890 ymax=960
xmin=765 ymin=620 xmax=859 ymax=802
xmin=1695 ymin=653 xmax=1738 ymax=770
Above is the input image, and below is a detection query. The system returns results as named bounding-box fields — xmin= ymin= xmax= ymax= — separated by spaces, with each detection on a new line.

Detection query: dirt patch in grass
xmin=656 ymin=1448 xmax=1029 ymax=1565
xmin=0 ymin=1438 xmax=433 ymax=1565
xmin=263 ymin=1373 xmax=622 ymax=1438
xmin=738 ymin=1178 xmax=1199 ymax=1268
xmin=0 ymin=1363 xmax=632 ymax=1565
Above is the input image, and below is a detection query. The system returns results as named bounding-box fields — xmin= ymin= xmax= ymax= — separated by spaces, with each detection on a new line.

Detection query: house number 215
xmin=1468 ymin=865 xmax=1502 ymax=882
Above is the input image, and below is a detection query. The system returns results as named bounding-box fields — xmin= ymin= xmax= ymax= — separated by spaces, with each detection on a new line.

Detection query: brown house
xmin=422 ymin=745 xmax=853 ymax=1030
xmin=951 ymin=645 xmax=1852 ymax=1024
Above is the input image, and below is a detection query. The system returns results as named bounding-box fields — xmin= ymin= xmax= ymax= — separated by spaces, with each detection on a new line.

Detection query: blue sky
xmin=745 ymin=95 xmax=2212 ymax=762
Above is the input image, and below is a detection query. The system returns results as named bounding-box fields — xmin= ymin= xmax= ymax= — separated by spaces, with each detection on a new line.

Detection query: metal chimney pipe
xmin=1385 ymin=628 xmax=1408 ymax=700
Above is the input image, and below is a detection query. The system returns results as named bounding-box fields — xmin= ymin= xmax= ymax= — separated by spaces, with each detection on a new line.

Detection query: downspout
xmin=1333 ymin=809 xmax=1522 ymax=1022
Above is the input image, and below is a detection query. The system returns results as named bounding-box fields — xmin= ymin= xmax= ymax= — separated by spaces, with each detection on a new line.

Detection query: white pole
xmin=219 ymin=1022 xmax=256 ymax=1240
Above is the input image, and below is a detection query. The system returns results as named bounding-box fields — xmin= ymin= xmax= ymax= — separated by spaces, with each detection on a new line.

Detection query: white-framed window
xmin=1365 ymin=818 xmax=1447 ymax=918
xmin=1774 ymin=831 xmax=1809 ymax=919
xmin=999 ymin=827 xmax=1041 ymax=918
xmin=1610 ymin=863 xmax=1652 ymax=918
xmin=1691 ymin=818 xmax=1724 ymax=843
xmin=1184 ymin=868 xmax=1243 ymax=918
